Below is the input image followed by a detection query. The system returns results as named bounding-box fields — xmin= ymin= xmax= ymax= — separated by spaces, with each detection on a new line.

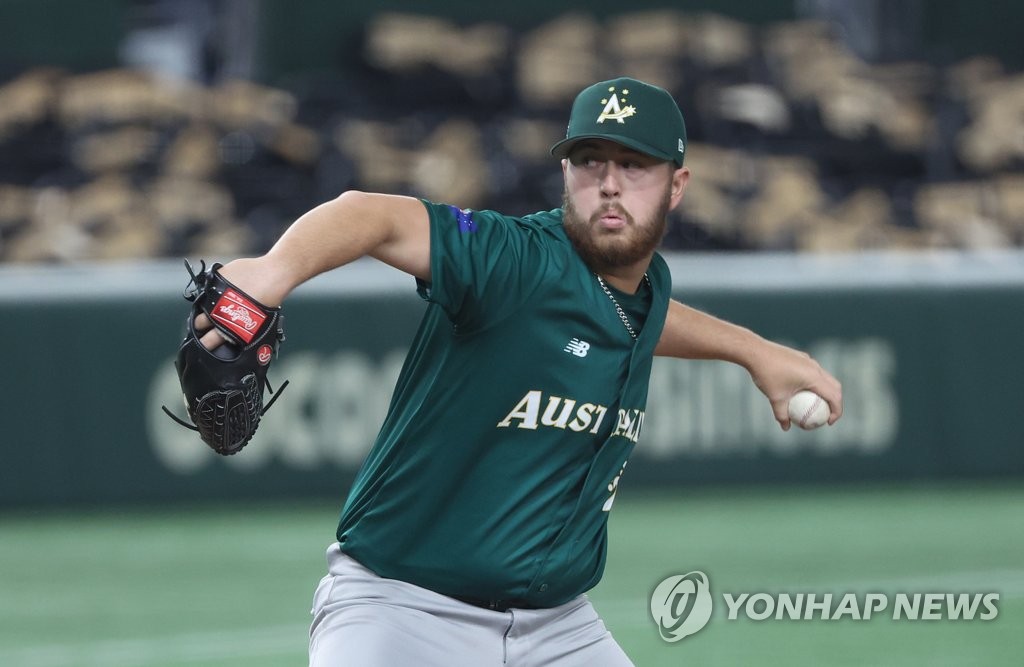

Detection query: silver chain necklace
xmin=595 ymin=274 xmax=648 ymax=340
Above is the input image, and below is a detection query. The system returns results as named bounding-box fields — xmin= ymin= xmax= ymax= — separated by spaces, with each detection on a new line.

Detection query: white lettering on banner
xmin=146 ymin=350 xmax=406 ymax=474
xmin=644 ymin=338 xmax=899 ymax=458
xmin=327 ymin=351 xmax=407 ymax=466
xmin=232 ymin=352 xmax=325 ymax=472
xmin=146 ymin=363 xmax=212 ymax=473
xmin=242 ymin=351 xmax=405 ymax=470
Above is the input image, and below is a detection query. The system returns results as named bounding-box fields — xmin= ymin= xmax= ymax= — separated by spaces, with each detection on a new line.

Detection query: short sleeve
xmin=416 ymin=200 xmax=562 ymax=331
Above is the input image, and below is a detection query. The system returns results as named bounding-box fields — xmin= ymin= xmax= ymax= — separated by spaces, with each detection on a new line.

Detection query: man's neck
xmin=597 ymin=260 xmax=651 ymax=294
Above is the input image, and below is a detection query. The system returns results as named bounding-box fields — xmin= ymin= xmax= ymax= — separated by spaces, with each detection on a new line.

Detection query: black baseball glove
xmin=162 ymin=260 xmax=288 ymax=455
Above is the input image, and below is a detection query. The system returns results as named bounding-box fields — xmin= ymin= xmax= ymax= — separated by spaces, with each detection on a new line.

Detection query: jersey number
xmin=603 ymin=461 xmax=628 ymax=512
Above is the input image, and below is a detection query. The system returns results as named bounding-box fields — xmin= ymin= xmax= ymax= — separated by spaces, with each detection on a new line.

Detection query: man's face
xmin=562 ymin=139 xmax=689 ymax=274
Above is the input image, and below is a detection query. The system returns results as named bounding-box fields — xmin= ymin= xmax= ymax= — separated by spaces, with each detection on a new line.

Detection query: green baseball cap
xmin=550 ymin=77 xmax=687 ymax=167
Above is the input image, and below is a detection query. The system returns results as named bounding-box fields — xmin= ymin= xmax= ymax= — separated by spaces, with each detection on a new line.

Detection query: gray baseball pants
xmin=309 ymin=543 xmax=634 ymax=666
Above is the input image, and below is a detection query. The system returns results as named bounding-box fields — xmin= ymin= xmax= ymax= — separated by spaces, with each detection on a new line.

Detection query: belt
xmin=451 ymin=595 xmax=540 ymax=612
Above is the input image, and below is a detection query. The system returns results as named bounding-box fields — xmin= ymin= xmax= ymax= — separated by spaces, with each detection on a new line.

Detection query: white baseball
xmin=788 ymin=390 xmax=830 ymax=430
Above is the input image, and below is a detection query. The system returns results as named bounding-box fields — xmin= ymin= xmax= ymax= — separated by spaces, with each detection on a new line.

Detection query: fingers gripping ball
xmin=162 ymin=260 xmax=288 ymax=455
xmin=788 ymin=390 xmax=830 ymax=430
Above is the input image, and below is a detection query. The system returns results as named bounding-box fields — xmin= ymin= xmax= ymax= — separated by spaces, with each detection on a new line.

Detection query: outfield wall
xmin=1 ymin=251 xmax=1022 ymax=508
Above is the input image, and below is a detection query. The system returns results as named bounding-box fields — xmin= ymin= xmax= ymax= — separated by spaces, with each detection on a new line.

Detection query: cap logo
xmin=596 ymin=86 xmax=636 ymax=124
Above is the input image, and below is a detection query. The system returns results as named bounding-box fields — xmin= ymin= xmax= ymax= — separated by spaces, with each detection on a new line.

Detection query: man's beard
xmin=562 ymin=187 xmax=672 ymax=273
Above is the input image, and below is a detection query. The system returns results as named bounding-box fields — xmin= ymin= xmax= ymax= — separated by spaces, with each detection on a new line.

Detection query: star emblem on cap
xmin=597 ymin=86 xmax=636 ymax=124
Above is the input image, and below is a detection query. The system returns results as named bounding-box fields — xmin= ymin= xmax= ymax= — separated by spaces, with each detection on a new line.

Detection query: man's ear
xmin=669 ymin=166 xmax=691 ymax=210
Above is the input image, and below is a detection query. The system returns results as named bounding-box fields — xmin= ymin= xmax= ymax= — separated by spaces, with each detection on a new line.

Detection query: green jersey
xmin=336 ymin=200 xmax=671 ymax=608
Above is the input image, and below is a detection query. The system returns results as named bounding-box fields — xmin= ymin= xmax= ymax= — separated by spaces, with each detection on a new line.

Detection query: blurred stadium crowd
xmin=1 ymin=9 xmax=1023 ymax=263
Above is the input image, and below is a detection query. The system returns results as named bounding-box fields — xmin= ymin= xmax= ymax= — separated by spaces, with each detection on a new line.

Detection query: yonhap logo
xmin=649 ymin=570 xmax=1001 ymax=644
xmin=650 ymin=571 xmax=713 ymax=642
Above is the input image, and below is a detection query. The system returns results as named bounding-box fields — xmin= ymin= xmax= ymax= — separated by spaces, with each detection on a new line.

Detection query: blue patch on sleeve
xmin=447 ymin=205 xmax=477 ymax=233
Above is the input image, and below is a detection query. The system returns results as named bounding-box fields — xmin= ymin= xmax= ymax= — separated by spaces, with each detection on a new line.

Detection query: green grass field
xmin=1 ymin=482 xmax=1020 ymax=666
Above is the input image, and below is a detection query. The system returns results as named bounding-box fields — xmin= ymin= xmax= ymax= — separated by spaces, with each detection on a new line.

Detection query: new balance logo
xmin=564 ymin=338 xmax=590 ymax=357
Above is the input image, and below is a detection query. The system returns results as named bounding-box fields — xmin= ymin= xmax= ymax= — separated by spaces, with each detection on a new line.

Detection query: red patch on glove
xmin=210 ymin=289 xmax=267 ymax=344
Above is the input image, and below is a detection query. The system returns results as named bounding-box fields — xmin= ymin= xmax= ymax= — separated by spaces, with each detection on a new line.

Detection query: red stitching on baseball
xmin=800 ymin=396 xmax=823 ymax=427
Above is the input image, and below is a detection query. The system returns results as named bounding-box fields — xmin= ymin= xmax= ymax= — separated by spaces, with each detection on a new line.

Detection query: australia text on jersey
xmin=496 ymin=390 xmax=645 ymax=444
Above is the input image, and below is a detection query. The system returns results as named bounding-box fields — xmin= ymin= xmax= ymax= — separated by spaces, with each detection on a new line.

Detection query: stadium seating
xmin=0 ymin=11 xmax=1021 ymax=262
